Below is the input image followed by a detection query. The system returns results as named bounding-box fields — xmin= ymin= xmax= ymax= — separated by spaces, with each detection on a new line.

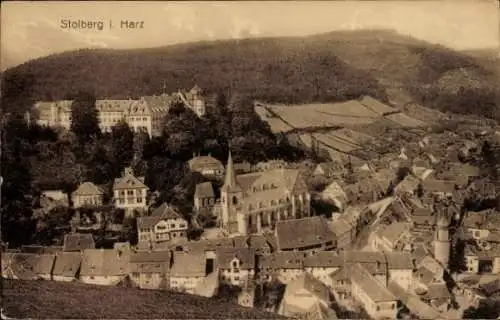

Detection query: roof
xmin=330 ymin=218 xmax=352 ymax=237
xmin=421 ymin=179 xmax=457 ymax=194
xmin=262 ymin=251 xmax=306 ymax=269
xmin=129 ymin=250 xmax=171 ymax=273
xmin=342 ymin=251 xmax=387 ymax=275
xmin=385 ymin=251 xmax=414 ymax=270
xmin=113 ymin=169 xmax=148 ymax=190
xmin=216 ymin=247 xmax=256 ymax=270
xmin=285 ymin=272 xmax=331 ymax=304
xmin=388 ymin=281 xmax=442 ymax=320
xmin=73 ymin=182 xmax=104 ymax=196
xmin=80 ymin=249 xmax=130 ymax=277
xmin=377 ymin=222 xmax=411 ymax=245
xmin=170 ymin=252 xmax=206 ymax=277
xmin=53 ymin=252 xmax=82 ymax=277
xmin=394 ymin=175 xmax=420 ymax=194
xmin=194 ymin=182 xmax=215 ymax=198
xmin=63 ymin=233 xmax=95 ymax=252
xmin=276 ymin=216 xmax=336 ymax=250
xmin=151 ymin=203 xmax=184 ymax=220
xmin=422 ymin=284 xmax=452 ymax=300
xmin=188 ymin=155 xmax=224 ymax=172
xmin=303 ymin=251 xmax=343 ymax=268
xmin=1 ymin=253 xmax=55 ymax=280
xmin=348 ymin=263 xmax=396 ymax=302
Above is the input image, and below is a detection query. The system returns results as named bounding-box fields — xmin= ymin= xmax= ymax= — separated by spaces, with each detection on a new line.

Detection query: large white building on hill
xmin=30 ymin=85 xmax=207 ymax=137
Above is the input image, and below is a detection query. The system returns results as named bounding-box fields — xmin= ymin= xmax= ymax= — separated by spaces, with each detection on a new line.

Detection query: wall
xmin=80 ymin=275 xmax=126 ymax=286
xmin=170 ymin=276 xmax=204 ymax=294
xmin=53 ymin=275 xmax=75 ymax=282
xmin=389 ymin=269 xmax=412 ymax=291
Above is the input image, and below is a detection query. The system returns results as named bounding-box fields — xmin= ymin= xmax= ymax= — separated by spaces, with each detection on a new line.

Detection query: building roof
xmin=276 ymin=216 xmax=336 ymax=250
xmin=385 ymin=251 xmax=414 ymax=270
xmin=303 ymin=251 xmax=343 ymax=268
xmin=62 ymin=233 xmax=95 ymax=252
xmin=113 ymin=168 xmax=148 ymax=190
xmin=394 ymin=175 xmax=420 ymax=194
xmin=151 ymin=203 xmax=184 ymax=220
xmin=53 ymin=251 xmax=82 ymax=277
xmin=129 ymin=250 xmax=171 ymax=273
xmin=377 ymin=222 xmax=411 ymax=246
xmin=330 ymin=218 xmax=353 ymax=237
xmin=194 ymin=182 xmax=215 ymax=199
xmin=342 ymin=251 xmax=387 ymax=275
xmin=73 ymin=182 xmax=104 ymax=197
xmin=421 ymin=179 xmax=457 ymax=194
xmin=189 ymin=155 xmax=224 ymax=172
xmin=216 ymin=247 xmax=256 ymax=270
xmin=80 ymin=249 xmax=130 ymax=277
xmin=348 ymin=263 xmax=396 ymax=302
xmin=170 ymin=252 xmax=206 ymax=277
xmin=422 ymin=283 xmax=452 ymax=300
xmin=285 ymin=272 xmax=331 ymax=304
xmin=262 ymin=251 xmax=306 ymax=270
xmin=1 ymin=253 xmax=55 ymax=280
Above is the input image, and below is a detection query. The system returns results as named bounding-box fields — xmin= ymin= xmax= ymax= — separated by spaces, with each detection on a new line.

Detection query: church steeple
xmin=223 ymin=150 xmax=240 ymax=191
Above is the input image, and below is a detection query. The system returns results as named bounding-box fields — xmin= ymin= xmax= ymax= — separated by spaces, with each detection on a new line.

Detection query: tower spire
xmin=223 ymin=149 xmax=240 ymax=191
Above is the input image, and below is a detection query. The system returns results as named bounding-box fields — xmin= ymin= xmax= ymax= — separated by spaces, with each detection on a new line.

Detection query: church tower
xmin=221 ymin=150 xmax=243 ymax=233
xmin=434 ymin=211 xmax=451 ymax=269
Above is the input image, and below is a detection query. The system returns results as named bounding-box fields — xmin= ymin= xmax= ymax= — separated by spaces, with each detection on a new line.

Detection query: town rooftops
xmin=73 ymin=182 xmax=104 ymax=196
xmin=1 ymin=253 xmax=55 ymax=280
xmin=348 ymin=263 xmax=396 ymax=302
xmin=276 ymin=216 xmax=336 ymax=251
xmin=421 ymin=178 xmax=457 ymax=194
xmin=52 ymin=251 xmax=82 ymax=278
xmin=342 ymin=251 xmax=387 ymax=275
xmin=63 ymin=233 xmax=95 ymax=252
xmin=170 ymin=252 xmax=206 ymax=277
xmin=216 ymin=247 xmax=256 ymax=270
xmin=151 ymin=203 xmax=184 ymax=220
xmin=188 ymin=155 xmax=224 ymax=172
xmin=81 ymin=248 xmax=130 ymax=277
xmin=262 ymin=251 xmax=307 ymax=270
xmin=194 ymin=182 xmax=215 ymax=199
xmin=129 ymin=250 xmax=171 ymax=274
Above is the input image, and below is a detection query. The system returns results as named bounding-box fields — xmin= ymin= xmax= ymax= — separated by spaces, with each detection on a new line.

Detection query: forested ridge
xmin=2 ymin=29 xmax=499 ymax=120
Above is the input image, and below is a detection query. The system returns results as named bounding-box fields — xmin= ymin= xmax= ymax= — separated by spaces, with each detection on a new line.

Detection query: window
xmin=157 ymin=225 xmax=166 ymax=230
xmin=171 ymin=224 xmax=176 ymax=228
xmin=120 ymin=191 xmax=125 ymax=196
xmin=474 ymin=230 xmax=480 ymax=237
xmin=127 ymin=190 xmax=134 ymax=196
xmin=232 ymin=196 xmax=238 ymax=205
xmin=377 ymin=306 xmax=380 ymax=311
xmin=137 ymin=197 xmax=143 ymax=203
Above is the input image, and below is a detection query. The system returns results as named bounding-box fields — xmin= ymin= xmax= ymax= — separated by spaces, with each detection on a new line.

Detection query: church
xmin=220 ymin=152 xmax=311 ymax=235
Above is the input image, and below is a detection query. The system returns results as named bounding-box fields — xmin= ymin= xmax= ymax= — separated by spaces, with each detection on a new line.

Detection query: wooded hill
xmin=2 ymin=29 xmax=499 ymax=119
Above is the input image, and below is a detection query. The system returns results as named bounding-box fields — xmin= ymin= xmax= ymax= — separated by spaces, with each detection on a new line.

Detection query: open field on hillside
xmin=1 ymin=279 xmax=283 ymax=319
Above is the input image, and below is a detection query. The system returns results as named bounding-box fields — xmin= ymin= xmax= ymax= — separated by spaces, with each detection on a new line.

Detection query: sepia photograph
xmin=1 ymin=0 xmax=499 ymax=319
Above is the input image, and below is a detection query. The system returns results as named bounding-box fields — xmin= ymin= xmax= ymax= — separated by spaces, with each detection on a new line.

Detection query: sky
xmin=1 ymin=0 xmax=499 ymax=70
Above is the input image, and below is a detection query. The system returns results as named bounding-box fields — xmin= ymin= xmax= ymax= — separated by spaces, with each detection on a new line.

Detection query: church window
xmin=232 ymin=196 xmax=238 ymax=205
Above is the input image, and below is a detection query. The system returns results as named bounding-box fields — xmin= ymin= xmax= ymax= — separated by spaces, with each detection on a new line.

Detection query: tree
xmin=463 ymin=298 xmax=500 ymax=319
xmin=1 ymin=115 xmax=36 ymax=247
xmin=70 ymin=91 xmax=100 ymax=145
xmin=110 ymin=121 xmax=134 ymax=176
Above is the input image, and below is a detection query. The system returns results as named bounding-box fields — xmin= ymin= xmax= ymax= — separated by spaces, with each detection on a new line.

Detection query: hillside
xmin=2 ymin=279 xmax=283 ymax=319
xmin=2 ymin=29 xmax=499 ymax=119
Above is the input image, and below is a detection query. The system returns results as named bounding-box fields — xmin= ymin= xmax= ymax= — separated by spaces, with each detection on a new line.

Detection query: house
xmin=321 ymin=181 xmax=347 ymax=211
xmin=330 ymin=218 xmax=355 ymax=249
xmin=113 ymin=167 xmax=149 ymax=217
xmin=62 ymin=233 xmax=95 ymax=252
xmin=303 ymin=251 xmax=343 ymax=286
xmin=52 ymin=251 xmax=82 ymax=282
xmin=254 ymin=159 xmax=289 ymax=172
xmin=231 ymin=234 xmax=276 ymax=255
xmin=128 ymin=94 xmax=174 ymax=137
xmin=169 ymin=251 xmax=211 ymax=294
xmin=220 ymin=151 xmax=311 ymax=235
xmin=313 ymin=161 xmax=344 ymax=179
xmin=261 ymin=251 xmax=307 ymax=284
xmin=385 ymin=251 xmax=414 ymax=291
xmin=234 ymin=161 xmax=252 ymax=174
xmin=463 ymin=210 xmax=500 ymax=240
xmin=275 ymin=216 xmax=336 ymax=253
xmin=418 ymin=283 xmax=452 ymax=312
xmin=372 ymin=222 xmax=412 ymax=252
xmin=129 ymin=250 xmax=171 ymax=290
xmin=329 ymin=268 xmax=352 ymax=307
xmin=72 ymin=182 xmax=104 ymax=208
xmin=278 ymin=272 xmax=333 ymax=319
xmin=1 ymin=253 xmax=55 ymax=280
xmin=464 ymin=241 xmax=500 ymax=274
xmin=178 ymin=84 xmax=207 ymax=117
xmin=216 ymin=247 xmax=256 ymax=286
xmin=342 ymin=251 xmax=388 ymax=286
xmin=188 ymin=154 xmax=225 ymax=178
xmin=137 ymin=203 xmax=188 ymax=249
xmin=41 ymin=189 xmax=68 ymax=203
xmin=80 ymin=248 xmax=130 ymax=286
xmin=421 ymin=178 xmax=457 ymax=199
xmin=348 ymin=263 xmax=398 ymax=319
xmin=194 ymin=182 xmax=215 ymax=212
